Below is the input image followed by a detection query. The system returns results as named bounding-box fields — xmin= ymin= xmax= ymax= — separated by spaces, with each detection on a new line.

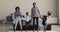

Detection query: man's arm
xmin=37 ymin=7 xmax=41 ymax=18
xmin=31 ymin=8 xmax=33 ymax=19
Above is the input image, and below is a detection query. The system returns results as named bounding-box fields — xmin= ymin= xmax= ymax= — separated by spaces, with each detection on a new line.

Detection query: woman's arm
xmin=12 ymin=12 xmax=16 ymax=20
xmin=20 ymin=11 xmax=23 ymax=18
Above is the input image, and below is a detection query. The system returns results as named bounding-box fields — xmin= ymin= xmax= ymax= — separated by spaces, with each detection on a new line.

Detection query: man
xmin=31 ymin=2 xmax=40 ymax=29
xmin=12 ymin=7 xmax=22 ymax=30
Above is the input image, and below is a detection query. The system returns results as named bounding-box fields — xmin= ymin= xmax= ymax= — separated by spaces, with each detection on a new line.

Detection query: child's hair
xmin=43 ymin=15 xmax=47 ymax=20
xmin=23 ymin=15 xmax=25 ymax=17
xmin=26 ymin=12 xmax=28 ymax=14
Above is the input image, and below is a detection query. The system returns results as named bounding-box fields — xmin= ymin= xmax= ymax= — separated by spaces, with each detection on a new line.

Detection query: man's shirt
xmin=31 ymin=7 xmax=40 ymax=17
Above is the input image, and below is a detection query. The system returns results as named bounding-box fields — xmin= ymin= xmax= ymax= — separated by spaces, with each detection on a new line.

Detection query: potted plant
xmin=48 ymin=11 xmax=51 ymax=17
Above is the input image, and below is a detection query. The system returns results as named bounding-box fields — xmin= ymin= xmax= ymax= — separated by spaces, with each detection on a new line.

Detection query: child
xmin=38 ymin=18 xmax=43 ymax=30
xmin=42 ymin=15 xmax=47 ymax=30
xmin=25 ymin=12 xmax=30 ymax=30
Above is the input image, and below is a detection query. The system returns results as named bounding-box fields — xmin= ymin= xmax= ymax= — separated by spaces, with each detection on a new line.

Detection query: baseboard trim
xmin=50 ymin=23 xmax=59 ymax=25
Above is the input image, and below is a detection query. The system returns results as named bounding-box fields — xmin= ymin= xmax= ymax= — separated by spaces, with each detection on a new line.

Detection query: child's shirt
xmin=39 ymin=18 xmax=43 ymax=26
xmin=25 ymin=16 xmax=30 ymax=22
xmin=42 ymin=18 xmax=47 ymax=25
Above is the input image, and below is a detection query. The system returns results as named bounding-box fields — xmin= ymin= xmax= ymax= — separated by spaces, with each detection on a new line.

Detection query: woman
xmin=12 ymin=7 xmax=22 ymax=30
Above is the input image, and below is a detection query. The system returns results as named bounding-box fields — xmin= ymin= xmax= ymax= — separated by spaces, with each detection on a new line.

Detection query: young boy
xmin=42 ymin=15 xmax=47 ymax=30
xmin=25 ymin=12 xmax=30 ymax=30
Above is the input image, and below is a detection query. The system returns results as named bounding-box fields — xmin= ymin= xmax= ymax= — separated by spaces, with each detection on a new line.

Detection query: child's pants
xmin=25 ymin=21 xmax=30 ymax=30
xmin=43 ymin=24 xmax=47 ymax=30
xmin=13 ymin=16 xmax=22 ymax=29
xmin=39 ymin=24 xmax=47 ymax=31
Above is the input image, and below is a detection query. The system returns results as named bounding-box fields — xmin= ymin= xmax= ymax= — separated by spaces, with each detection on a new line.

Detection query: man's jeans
xmin=13 ymin=17 xmax=22 ymax=29
xmin=33 ymin=17 xmax=38 ymax=29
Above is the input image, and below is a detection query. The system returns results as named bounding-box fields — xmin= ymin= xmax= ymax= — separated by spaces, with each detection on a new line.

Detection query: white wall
xmin=0 ymin=0 xmax=57 ymax=19
xmin=59 ymin=0 xmax=60 ymax=24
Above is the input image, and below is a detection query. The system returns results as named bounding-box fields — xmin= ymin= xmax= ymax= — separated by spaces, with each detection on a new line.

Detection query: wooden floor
xmin=8 ymin=31 xmax=56 ymax=32
xmin=13 ymin=24 xmax=51 ymax=31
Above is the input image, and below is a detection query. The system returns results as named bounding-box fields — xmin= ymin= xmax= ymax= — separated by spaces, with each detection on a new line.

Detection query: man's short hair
xmin=33 ymin=2 xmax=36 ymax=5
